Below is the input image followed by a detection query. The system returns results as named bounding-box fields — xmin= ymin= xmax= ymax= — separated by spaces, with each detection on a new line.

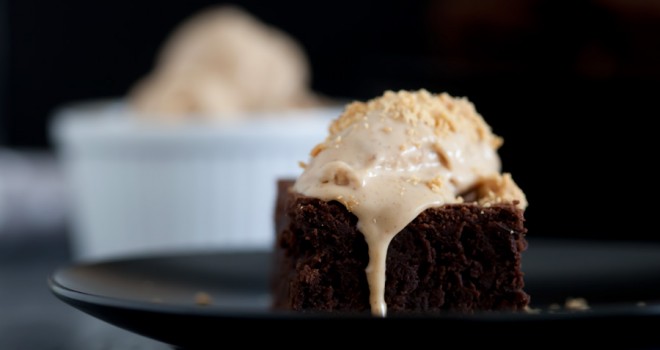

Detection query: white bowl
xmin=51 ymin=100 xmax=337 ymax=261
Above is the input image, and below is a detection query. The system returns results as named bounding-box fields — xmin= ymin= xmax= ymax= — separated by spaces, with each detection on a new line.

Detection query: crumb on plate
xmin=194 ymin=291 xmax=213 ymax=306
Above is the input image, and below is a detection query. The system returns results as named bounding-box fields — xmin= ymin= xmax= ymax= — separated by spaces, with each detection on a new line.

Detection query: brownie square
xmin=272 ymin=180 xmax=529 ymax=313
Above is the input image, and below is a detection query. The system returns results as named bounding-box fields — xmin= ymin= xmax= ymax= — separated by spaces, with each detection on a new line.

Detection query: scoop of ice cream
xmin=130 ymin=6 xmax=317 ymax=118
xmin=293 ymin=90 xmax=526 ymax=316
xmin=294 ymin=89 xmax=526 ymax=222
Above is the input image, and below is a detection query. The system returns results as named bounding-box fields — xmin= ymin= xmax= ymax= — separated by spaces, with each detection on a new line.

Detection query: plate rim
xmin=48 ymin=250 xmax=660 ymax=322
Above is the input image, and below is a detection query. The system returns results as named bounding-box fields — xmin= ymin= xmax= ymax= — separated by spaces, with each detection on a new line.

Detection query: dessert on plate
xmin=273 ymin=90 xmax=529 ymax=316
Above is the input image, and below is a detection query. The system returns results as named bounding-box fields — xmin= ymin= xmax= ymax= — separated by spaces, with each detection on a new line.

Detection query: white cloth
xmin=0 ymin=149 xmax=69 ymax=234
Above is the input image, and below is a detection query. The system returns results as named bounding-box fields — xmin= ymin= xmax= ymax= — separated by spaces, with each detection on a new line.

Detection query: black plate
xmin=50 ymin=238 xmax=660 ymax=347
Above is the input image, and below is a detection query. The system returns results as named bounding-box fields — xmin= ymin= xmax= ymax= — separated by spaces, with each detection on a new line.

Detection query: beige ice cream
xmin=130 ymin=6 xmax=318 ymax=118
xmin=293 ymin=90 xmax=526 ymax=316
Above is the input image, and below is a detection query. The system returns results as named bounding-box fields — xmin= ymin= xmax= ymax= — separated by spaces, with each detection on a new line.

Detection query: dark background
xmin=1 ymin=0 xmax=658 ymax=240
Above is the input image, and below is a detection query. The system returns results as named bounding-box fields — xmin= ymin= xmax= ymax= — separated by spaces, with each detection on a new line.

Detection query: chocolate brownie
xmin=272 ymin=180 xmax=529 ymax=313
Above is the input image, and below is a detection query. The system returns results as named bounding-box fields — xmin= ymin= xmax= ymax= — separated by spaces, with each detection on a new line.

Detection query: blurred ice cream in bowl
xmin=52 ymin=6 xmax=339 ymax=261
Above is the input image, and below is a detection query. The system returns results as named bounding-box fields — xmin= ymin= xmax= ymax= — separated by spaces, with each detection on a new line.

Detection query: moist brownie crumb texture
xmin=273 ymin=182 xmax=529 ymax=313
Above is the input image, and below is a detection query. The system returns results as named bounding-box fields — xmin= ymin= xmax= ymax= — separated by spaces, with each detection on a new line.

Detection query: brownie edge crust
xmin=272 ymin=180 xmax=530 ymax=314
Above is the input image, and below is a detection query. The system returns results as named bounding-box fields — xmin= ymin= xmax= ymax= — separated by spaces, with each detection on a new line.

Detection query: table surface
xmin=0 ymin=232 xmax=171 ymax=350
xmin=0 ymin=150 xmax=168 ymax=348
